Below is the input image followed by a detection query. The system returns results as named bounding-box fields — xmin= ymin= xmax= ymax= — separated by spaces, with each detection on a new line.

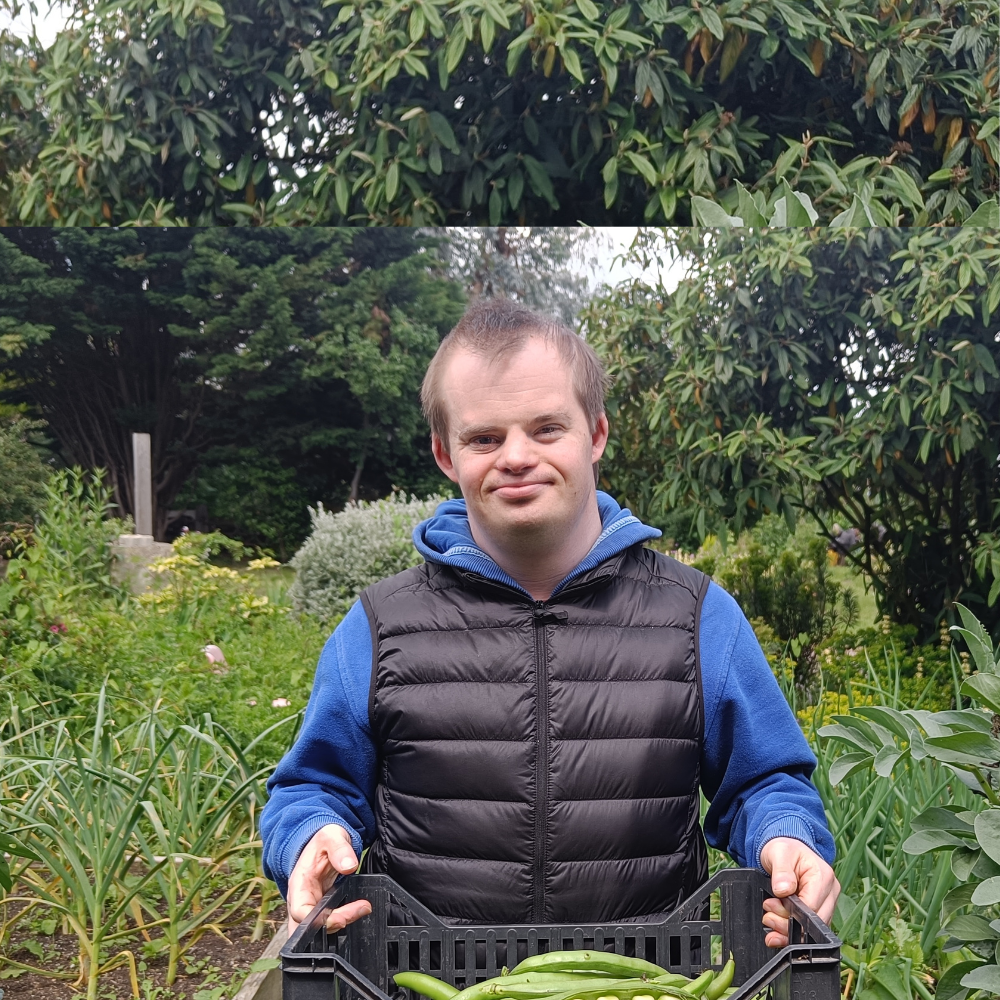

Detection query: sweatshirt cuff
xmin=752 ymin=815 xmax=818 ymax=870
xmin=273 ymin=814 xmax=364 ymax=896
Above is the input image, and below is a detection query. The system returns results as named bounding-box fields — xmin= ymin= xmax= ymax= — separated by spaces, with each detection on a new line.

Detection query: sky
xmin=0 ymin=0 xmax=68 ymax=46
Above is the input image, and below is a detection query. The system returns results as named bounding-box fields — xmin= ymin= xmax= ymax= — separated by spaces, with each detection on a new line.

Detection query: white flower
xmin=271 ymin=697 xmax=291 ymax=708
xmin=247 ymin=698 xmax=258 ymax=707
xmin=203 ymin=644 xmax=228 ymax=665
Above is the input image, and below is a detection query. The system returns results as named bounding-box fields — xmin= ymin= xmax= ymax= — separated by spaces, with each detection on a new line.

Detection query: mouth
xmin=491 ymin=482 xmax=550 ymax=500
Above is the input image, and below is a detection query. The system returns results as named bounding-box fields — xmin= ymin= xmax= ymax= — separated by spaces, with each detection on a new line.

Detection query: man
xmin=261 ymin=299 xmax=839 ymax=950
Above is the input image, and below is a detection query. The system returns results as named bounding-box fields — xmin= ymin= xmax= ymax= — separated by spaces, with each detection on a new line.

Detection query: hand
xmin=287 ymin=823 xmax=372 ymax=936
xmin=759 ymin=837 xmax=840 ymax=948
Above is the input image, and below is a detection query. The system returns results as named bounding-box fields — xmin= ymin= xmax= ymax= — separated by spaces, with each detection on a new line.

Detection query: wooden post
xmin=132 ymin=432 xmax=153 ymax=536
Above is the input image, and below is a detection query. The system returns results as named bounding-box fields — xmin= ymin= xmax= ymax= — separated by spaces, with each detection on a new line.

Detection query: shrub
xmin=289 ymin=493 xmax=446 ymax=622
xmin=0 ymin=0 xmax=995 ymax=224
xmin=0 ymin=417 xmax=51 ymax=540
xmin=693 ymin=515 xmax=857 ymax=644
xmin=174 ymin=453 xmax=312 ymax=559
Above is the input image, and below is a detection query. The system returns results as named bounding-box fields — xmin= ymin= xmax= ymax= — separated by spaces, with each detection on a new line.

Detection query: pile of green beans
xmin=394 ymin=950 xmax=737 ymax=1000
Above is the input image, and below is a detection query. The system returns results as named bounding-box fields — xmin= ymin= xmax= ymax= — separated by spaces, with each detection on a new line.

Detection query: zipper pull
xmin=532 ymin=607 xmax=568 ymax=624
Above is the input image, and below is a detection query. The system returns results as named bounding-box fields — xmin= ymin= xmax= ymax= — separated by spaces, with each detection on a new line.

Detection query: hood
xmin=412 ymin=490 xmax=661 ymax=598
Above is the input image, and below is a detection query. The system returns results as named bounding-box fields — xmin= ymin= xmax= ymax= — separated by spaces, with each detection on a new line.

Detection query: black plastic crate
xmin=281 ymin=870 xmax=840 ymax=1000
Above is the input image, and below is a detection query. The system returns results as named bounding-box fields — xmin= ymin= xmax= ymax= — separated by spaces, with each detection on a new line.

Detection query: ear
xmin=590 ymin=412 xmax=609 ymax=464
xmin=431 ymin=432 xmax=460 ymax=483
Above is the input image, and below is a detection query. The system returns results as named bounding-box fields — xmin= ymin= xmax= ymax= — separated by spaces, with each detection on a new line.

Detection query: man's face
xmin=431 ymin=337 xmax=608 ymax=550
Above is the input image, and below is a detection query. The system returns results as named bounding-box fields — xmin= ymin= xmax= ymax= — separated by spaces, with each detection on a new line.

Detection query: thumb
xmin=327 ymin=826 xmax=360 ymax=875
xmin=761 ymin=838 xmax=798 ymax=896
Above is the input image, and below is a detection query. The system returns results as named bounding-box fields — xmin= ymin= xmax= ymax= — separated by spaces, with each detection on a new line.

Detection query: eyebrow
xmin=458 ymin=412 xmax=574 ymax=439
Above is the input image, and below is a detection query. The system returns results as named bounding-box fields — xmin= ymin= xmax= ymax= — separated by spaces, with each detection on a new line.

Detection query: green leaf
xmin=522 ymin=155 xmax=558 ymax=209
xmin=625 ymin=151 xmax=657 ymax=186
xmin=925 ymin=730 xmax=1000 ymax=762
xmin=911 ymin=806 xmax=975 ymax=835
xmin=936 ymin=961 xmax=982 ymax=1000
xmin=734 ymin=181 xmax=767 ymax=226
xmin=828 ymin=751 xmax=872 ymax=786
xmin=961 ymin=966 xmax=1000 ymax=992
xmin=489 ymin=185 xmax=502 ymax=224
xmin=249 ymin=957 xmax=281 ymax=973
xmin=771 ymin=180 xmax=817 ymax=225
xmin=508 ymin=169 xmax=524 ymax=210
xmin=690 ymin=196 xmax=743 ymax=226
xmin=962 ymin=674 xmax=1000 ymax=713
xmin=976 ymin=809 xmax=1000 ymax=865
xmin=700 ymin=6 xmax=724 ymax=40
xmin=428 ymin=112 xmax=459 ymax=153
xmin=181 ymin=116 xmax=197 ymax=155
xmin=965 ymin=199 xmax=1000 ymax=227
xmin=944 ymin=914 xmax=1000 ymax=942
xmin=576 ymin=0 xmax=599 ymax=18
xmin=562 ymin=45 xmax=585 ymax=84
xmin=902 ymin=829 xmax=968 ymax=854
xmin=445 ymin=30 xmax=467 ymax=73
xmin=385 ymin=161 xmax=399 ymax=202
xmin=335 ymin=174 xmax=350 ymax=216
xmin=972 ymin=876 xmax=1000 ymax=906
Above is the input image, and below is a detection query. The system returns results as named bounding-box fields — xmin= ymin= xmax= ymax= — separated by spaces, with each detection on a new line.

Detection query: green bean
xmin=394 ymin=972 xmax=461 ymax=1000
xmin=703 ymin=959 xmax=734 ymax=1000
xmin=510 ymin=952 xmax=668 ymax=979
xmin=685 ymin=971 xmax=714 ymax=998
xmin=528 ymin=976 xmax=705 ymax=1000
xmin=453 ymin=972 xmax=603 ymax=1000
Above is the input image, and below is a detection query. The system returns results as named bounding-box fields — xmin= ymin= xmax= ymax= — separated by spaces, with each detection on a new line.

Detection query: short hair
xmin=421 ymin=298 xmax=611 ymax=444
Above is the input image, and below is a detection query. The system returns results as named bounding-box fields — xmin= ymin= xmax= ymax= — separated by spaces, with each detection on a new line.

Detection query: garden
xmin=0 ymin=226 xmax=998 ymax=999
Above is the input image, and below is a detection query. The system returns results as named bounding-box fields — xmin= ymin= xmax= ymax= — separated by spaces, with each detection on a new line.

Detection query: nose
xmin=498 ymin=428 xmax=537 ymax=473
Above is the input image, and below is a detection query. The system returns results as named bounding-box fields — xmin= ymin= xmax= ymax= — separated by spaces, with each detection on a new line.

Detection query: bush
xmin=693 ymin=515 xmax=858 ymax=644
xmin=174 ymin=452 xmax=312 ymax=559
xmin=0 ymin=417 xmax=51 ymax=538
xmin=289 ymin=493 xmax=446 ymax=622
xmin=0 ymin=0 xmax=994 ymax=225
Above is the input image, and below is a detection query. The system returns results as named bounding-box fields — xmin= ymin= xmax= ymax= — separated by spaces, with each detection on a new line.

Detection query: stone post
xmin=110 ymin=432 xmax=171 ymax=593
xmin=133 ymin=432 xmax=153 ymax=536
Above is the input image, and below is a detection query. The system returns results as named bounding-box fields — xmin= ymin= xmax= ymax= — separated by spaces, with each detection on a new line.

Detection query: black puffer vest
xmin=360 ymin=543 xmax=709 ymax=924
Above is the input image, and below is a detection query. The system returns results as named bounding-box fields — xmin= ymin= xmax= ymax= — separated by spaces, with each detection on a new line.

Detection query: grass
xmin=827 ymin=561 xmax=880 ymax=628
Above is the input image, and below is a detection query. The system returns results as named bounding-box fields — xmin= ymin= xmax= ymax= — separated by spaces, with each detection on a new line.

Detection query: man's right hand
xmin=287 ymin=823 xmax=372 ymax=935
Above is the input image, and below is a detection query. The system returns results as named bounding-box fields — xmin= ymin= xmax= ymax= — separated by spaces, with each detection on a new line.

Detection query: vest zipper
xmin=532 ymin=600 xmax=550 ymax=923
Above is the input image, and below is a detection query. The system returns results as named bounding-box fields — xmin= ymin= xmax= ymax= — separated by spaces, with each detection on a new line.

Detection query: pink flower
xmin=271 ymin=698 xmax=291 ymax=708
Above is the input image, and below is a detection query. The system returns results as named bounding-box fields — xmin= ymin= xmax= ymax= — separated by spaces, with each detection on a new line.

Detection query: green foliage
xmin=820 ymin=604 xmax=1000 ymax=996
xmin=694 ymin=515 xmax=858 ymax=643
xmin=289 ymin=493 xmax=446 ymax=622
xmin=0 ymin=688 xmax=281 ymax=998
xmin=587 ymin=227 xmax=1000 ymax=641
xmin=174 ymin=452 xmax=312 ymax=559
xmin=0 ymin=417 xmax=50 ymax=529
xmin=0 ymin=229 xmax=466 ymax=535
xmin=0 ymin=0 xmax=994 ymax=225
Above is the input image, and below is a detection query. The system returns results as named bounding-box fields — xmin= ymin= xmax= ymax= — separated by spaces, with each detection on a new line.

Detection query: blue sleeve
xmin=699 ymin=582 xmax=835 ymax=869
xmin=260 ymin=600 xmax=378 ymax=898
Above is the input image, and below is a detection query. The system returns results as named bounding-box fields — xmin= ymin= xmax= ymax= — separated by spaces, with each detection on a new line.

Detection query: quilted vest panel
xmin=360 ymin=544 xmax=709 ymax=923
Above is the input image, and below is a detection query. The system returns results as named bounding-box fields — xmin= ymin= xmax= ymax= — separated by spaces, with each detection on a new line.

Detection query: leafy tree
xmin=584 ymin=228 xmax=1000 ymax=639
xmin=436 ymin=227 xmax=598 ymax=325
xmin=0 ymin=229 xmax=465 ymax=542
xmin=0 ymin=0 xmax=994 ymax=225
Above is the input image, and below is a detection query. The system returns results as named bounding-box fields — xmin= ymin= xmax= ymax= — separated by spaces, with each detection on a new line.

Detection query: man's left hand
xmin=759 ymin=837 xmax=840 ymax=948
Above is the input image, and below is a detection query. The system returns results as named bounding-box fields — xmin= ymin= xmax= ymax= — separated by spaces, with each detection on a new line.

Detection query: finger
xmin=816 ymin=879 xmax=841 ymax=925
xmin=324 ymin=899 xmax=373 ymax=932
xmin=764 ymin=928 xmax=788 ymax=949
xmin=762 ymin=910 xmax=788 ymax=934
xmin=762 ymin=896 xmax=790 ymax=918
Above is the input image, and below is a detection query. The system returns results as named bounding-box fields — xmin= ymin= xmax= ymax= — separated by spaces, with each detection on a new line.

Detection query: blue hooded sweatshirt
xmin=261 ymin=492 xmax=834 ymax=898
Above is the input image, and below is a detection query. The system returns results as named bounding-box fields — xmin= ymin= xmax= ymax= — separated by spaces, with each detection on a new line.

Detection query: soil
xmin=0 ymin=897 xmax=288 ymax=1000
